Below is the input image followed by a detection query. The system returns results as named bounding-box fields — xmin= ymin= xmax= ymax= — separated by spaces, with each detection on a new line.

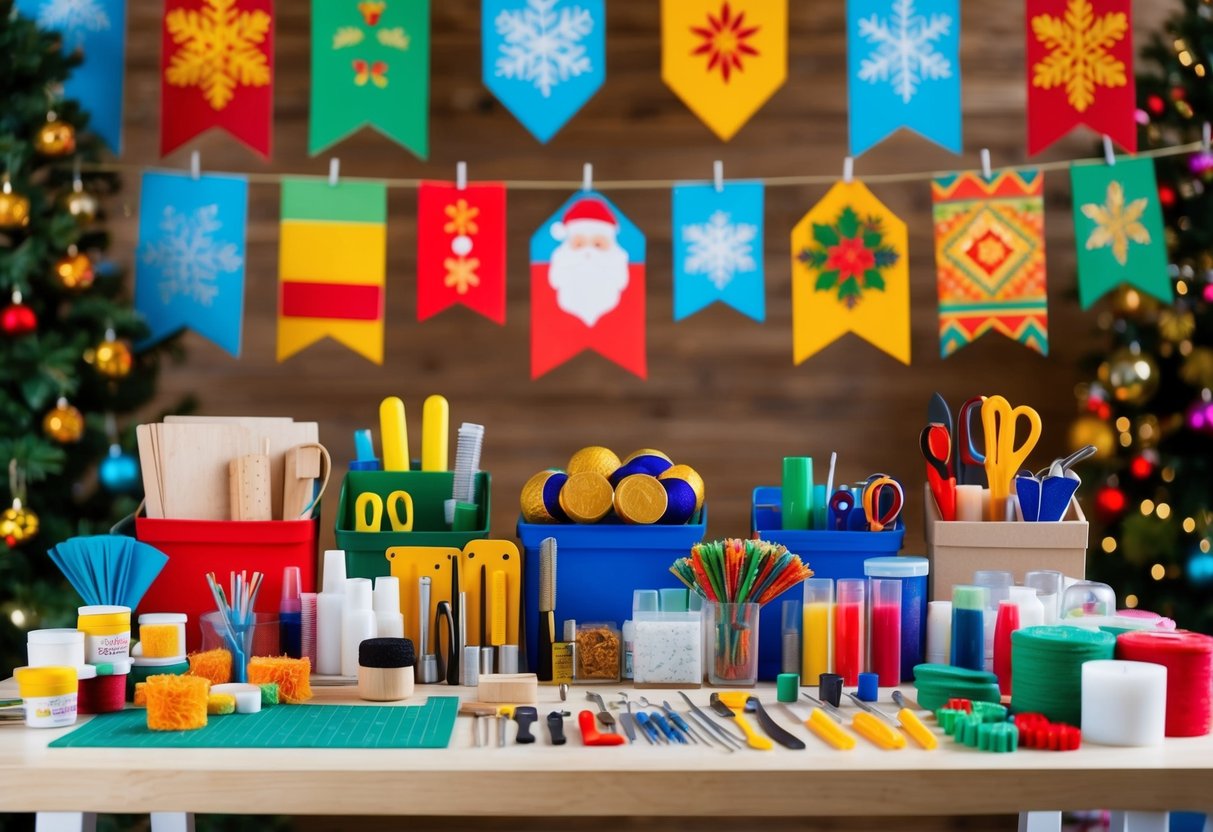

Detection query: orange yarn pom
xmin=187 ymin=648 xmax=232 ymax=686
xmin=139 ymin=625 xmax=180 ymax=659
xmin=145 ymin=674 xmax=210 ymax=731
xmin=247 ymin=656 xmax=312 ymax=704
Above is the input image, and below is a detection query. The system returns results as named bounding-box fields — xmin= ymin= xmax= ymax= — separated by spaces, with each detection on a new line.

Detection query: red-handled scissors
xmin=920 ymin=423 xmax=957 ymax=522
xmin=862 ymin=476 xmax=904 ymax=532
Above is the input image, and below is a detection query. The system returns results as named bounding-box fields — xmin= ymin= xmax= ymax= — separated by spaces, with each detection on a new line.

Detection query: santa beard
xmin=548 ymin=239 xmax=630 ymax=327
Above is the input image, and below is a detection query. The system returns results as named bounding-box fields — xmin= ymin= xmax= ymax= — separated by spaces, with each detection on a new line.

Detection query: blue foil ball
xmin=99 ymin=446 xmax=140 ymax=494
xmin=659 ymin=478 xmax=697 ymax=525
xmin=621 ymin=450 xmax=674 ymax=478
xmin=542 ymin=472 xmax=570 ymax=523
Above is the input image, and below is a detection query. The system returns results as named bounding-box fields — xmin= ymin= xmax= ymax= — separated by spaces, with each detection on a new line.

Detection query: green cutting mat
xmin=48 ymin=696 xmax=458 ymax=749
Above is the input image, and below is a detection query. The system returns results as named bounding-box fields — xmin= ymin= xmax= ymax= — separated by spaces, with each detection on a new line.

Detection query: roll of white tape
xmin=211 ymin=683 xmax=262 ymax=714
xmin=1081 ymin=660 xmax=1167 ymax=747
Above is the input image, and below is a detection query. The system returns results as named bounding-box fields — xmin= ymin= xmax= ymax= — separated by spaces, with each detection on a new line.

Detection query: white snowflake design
xmin=682 ymin=210 xmax=758 ymax=291
xmin=494 ymin=0 xmax=594 ymax=98
xmin=857 ymin=0 xmax=953 ymax=104
xmin=36 ymin=0 xmax=111 ymax=46
xmin=140 ymin=205 xmax=242 ymax=307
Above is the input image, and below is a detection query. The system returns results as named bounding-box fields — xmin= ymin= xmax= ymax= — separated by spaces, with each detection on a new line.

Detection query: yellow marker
xmin=806 ymin=707 xmax=856 ymax=751
xmin=715 ymin=692 xmax=773 ymax=751
xmin=421 ymin=395 xmax=449 ymax=472
xmin=379 ymin=396 xmax=409 ymax=471
xmin=897 ymin=707 xmax=938 ymax=750
xmin=851 ymin=711 xmax=906 ymax=750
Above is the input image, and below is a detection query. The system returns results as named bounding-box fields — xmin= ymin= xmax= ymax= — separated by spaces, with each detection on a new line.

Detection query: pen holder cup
xmin=707 ymin=602 xmax=760 ymax=686
xmin=518 ymin=508 xmax=708 ymax=674
xmin=133 ymin=514 xmax=317 ymax=653
xmin=923 ymin=483 xmax=1088 ymax=602
xmin=751 ymin=486 xmax=904 ymax=680
xmin=200 ymin=612 xmax=280 ymax=683
xmin=336 ymin=470 xmax=492 ymax=579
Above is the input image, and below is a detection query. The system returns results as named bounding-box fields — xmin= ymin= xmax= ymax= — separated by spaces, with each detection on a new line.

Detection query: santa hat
xmin=551 ymin=197 xmax=618 ymax=241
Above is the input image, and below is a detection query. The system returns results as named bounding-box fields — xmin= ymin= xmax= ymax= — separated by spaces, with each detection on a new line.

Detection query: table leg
xmin=1109 ymin=811 xmax=1169 ymax=832
xmin=35 ymin=813 xmax=96 ymax=832
xmin=150 ymin=813 xmax=195 ymax=832
xmin=1018 ymin=812 xmax=1061 ymax=832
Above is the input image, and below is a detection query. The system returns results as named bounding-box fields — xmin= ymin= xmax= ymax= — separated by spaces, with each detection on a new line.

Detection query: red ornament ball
xmin=1095 ymin=485 xmax=1128 ymax=522
xmin=1147 ymin=94 xmax=1166 ymax=115
xmin=1 ymin=301 xmax=36 ymax=336
xmin=1129 ymin=455 xmax=1154 ymax=480
xmin=1158 ymin=185 xmax=1177 ymax=208
xmin=1171 ymin=85 xmax=1187 ymax=102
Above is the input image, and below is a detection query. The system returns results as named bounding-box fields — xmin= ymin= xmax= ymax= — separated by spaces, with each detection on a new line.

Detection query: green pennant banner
xmin=1071 ymin=157 xmax=1172 ymax=309
xmin=309 ymin=0 xmax=430 ymax=158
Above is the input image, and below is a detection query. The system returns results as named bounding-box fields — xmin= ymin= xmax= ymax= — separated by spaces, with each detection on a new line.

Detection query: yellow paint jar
xmin=14 ymin=666 xmax=78 ymax=728
xmin=77 ymin=605 xmax=131 ymax=663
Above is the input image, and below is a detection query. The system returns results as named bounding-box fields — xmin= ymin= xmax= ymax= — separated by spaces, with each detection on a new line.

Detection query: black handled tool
xmin=747 ymin=696 xmax=806 ymax=750
xmin=434 ymin=601 xmax=454 ymax=683
xmin=514 ymin=706 xmax=538 ymax=744
xmin=546 ymin=711 xmax=567 ymax=745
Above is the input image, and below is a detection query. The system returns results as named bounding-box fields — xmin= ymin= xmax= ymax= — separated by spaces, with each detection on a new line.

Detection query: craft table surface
xmin=1 ymin=681 xmax=1211 ymax=818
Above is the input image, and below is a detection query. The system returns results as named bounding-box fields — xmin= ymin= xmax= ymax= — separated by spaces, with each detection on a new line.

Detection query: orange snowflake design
xmin=444 ymin=257 xmax=481 ymax=294
xmin=443 ymin=199 xmax=480 ymax=236
xmin=691 ymin=2 xmax=760 ymax=83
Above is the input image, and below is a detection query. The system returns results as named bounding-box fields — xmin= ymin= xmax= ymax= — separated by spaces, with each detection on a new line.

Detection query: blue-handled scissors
xmin=828 ymin=488 xmax=857 ymax=531
xmin=862 ymin=476 xmax=904 ymax=532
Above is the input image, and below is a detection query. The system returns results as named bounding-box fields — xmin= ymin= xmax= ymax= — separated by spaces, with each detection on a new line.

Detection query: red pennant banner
xmin=161 ymin=0 xmax=274 ymax=157
xmin=417 ymin=181 xmax=507 ymax=324
xmin=1025 ymin=0 xmax=1135 ymax=155
xmin=530 ymin=192 xmax=647 ymax=380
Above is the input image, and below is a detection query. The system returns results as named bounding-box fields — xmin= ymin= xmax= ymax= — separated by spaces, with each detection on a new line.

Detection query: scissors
xmin=956 ymin=396 xmax=988 ymax=486
xmin=828 ymin=488 xmax=857 ymax=531
xmin=981 ymin=396 xmax=1042 ymax=521
xmin=920 ymin=423 xmax=957 ymax=521
xmin=354 ymin=490 xmax=414 ymax=532
xmin=861 ymin=476 xmax=904 ymax=532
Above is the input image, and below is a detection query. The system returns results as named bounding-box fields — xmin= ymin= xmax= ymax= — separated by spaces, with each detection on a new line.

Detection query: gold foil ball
xmin=0 ymin=502 xmax=39 ymax=547
xmin=53 ymin=250 xmax=95 ymax=291
xmin=613 ymin=474 xmax=668 ymax=525
xmin=566 ymin=446 xmax=621 ymax=479
xmin=1068 ymin=414 xmax=1116 ymax=461
xmin=1098 ymin=348 xmax=1160 ymax=405
xmin=86 ymin=337 xmax=133 ymax=379
xmin=59 ymin=185 xmax=99 ymax=224
xmin=520 ymin=469 xmax=560 ymax=523
xmin=622 ymin=448 xmax=672 ymax=465
xmin=1158 ymin=309 xmax=1196 ymax=343
xmin=42 ymin=398 xmax=84 ymax=443
xmin=659 ymin=464 xmax=705 ymax=512
xmin=34 ymin=117 xmax=76 ymax=156
xmin=1180 ymin=347 xmax=1213 ymax=389
xmin=0 ymin=180 xmax=31 ymax=230
xmin=558 ymin=471 xmax=614 ymax=524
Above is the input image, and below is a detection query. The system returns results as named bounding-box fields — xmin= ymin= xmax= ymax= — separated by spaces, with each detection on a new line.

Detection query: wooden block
xmin=229 ymin=453 xmax=272 ymax=521
xmin=475 ymin=673 xmax=538 ymax=705
xmin=282 ymin=443 xmax=330 ymax=520
xmin=158 ymin=424 xmax=253 ymax=520
xmin=136 ymin=424 xmax=163 ymax=519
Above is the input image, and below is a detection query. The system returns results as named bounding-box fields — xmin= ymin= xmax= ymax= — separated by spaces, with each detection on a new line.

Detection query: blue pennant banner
xmin=672 ymin=180 xmax=765 ymax=322
xmin=17 ymin=0 xmax=127 ymax=153
xmin=483 ymin=0 xmax=606 ymax=143
xmin=847 ymin=0 xmax=961 ymax=157
xmin=135 ymin=172 xmax=248 ymax=357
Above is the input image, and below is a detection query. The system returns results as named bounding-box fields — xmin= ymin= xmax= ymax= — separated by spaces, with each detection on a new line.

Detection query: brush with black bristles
xmin=537 ymin=537 xmax=557 ymax=682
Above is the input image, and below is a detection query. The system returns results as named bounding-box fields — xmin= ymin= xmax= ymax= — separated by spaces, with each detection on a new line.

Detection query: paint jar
xmin=575 ymin=622 xmax=622 ymax=682
xmin=633 ymin=611 xmax=702 ymax=687
xmin=868 ymin=578 xmax=902 ymax=687
xmin=834 ymin=579 xmax=866 ymax=686
xmin=27 ymin=628 xmax=85 ymax=668
xmin=77 ymin=605 xmax=131 ymax=663
xmin=14 ymin=666 xmax=78 ymax=728
xmin=135 ymin=613 xmax=187 ymax=660
xmin=128 ymin=655 xmax=191 ymax=701
xmin=951 ymin=585 xmax=988 ymax=671
xmin=707 ymin=602 xmax=760 ymax=686
xmin=802 ymin=578 xmax=833 ymax=681
xmin=863 ymin=556 xmax=929 ymax=681
xmin=78 ymin=659 xmax=131 ymax=715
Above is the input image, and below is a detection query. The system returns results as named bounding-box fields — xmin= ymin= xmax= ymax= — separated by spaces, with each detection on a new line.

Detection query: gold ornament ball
xmin=1180 ymin=347 xmax=1213 ymax=389
xmin=1098 ymin=348 xmax=1161 ymax=405
xmin=43 ymin=399 xmax=84 ymax=443
xmin=0 ymin=180 xmax=31 ymax=230
xmin=59 ymin=185 xmax=99 ymax=224
xmin=566 ymin=446 xmax=621 ymax=479
xmin=1158 ymin=309 xmax=1196 ymax=343
xmin=1068 ymin=414 xmax=1116 ymax=461
xmin=0 ymin=502 xmax=40 ymax=547
xmin=87 ymin=337 xmax=134 ymax=379
xmin=53 ymin=250 xmax=95 ymax=291
xmin=34 ymin=117 xmax=76 ymax=156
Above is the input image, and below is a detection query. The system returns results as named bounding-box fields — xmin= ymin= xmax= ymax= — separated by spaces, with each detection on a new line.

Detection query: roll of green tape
xmin=1010 ymin=625 xmax=1116 ymax=725
xmin=776 ymin=672 xmax=800 ymax=703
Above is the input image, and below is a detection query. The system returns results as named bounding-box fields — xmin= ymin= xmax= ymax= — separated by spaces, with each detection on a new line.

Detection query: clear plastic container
xmin=834 ymin=579 xmax=865 ymax=686
xmin=869 ymin=578 xmax=901 ymax=686
xmin=633 ymin=611 xmax=702 ymax=687
xmin=1024 ymin=570 xmax=1064 ymax=624
xmin=802 ymin=578 xmax=833 ymax=682
xmin=781 ymin=600 xmax=801 ymax=675
xmin=707 ymin=602 xmax=759 ymax=686
xmin=575 ymin=622 xmax=621 ymax=682
xmin=1062 ymin=581 xmax=1117 ymax=619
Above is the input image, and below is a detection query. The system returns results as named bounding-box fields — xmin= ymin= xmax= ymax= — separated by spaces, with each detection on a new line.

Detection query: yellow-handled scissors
xmin=355 ymin=490 xmax=414 ymax=532
xmin=981 ymin=396 xmax=1042 ymax=521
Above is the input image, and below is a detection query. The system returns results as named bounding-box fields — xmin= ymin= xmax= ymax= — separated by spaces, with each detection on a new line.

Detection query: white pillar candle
xmin=955 ymin=485 xmax=983 ymax=522
xmin=926 ymin=601 xmax=952 ymax=664
xmin=342 ymin=578 xmax=377 ymax=678
xmin=1081 ymin=660 xmax=1167 ymax=747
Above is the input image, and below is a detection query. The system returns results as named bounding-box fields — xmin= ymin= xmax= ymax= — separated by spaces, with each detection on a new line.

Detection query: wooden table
xmin=2 ymin=682 xmax=1211 ymax=824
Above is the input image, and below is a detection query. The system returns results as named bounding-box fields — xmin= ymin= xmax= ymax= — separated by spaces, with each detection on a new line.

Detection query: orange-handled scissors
xmin=862 ymin=476 xmax=904 ymax=532
xmin=980 ymin=396 xmax=1042 ymax=521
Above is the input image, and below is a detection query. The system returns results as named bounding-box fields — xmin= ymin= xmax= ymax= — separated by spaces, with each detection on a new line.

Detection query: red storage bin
xmin=135 ymin=517 xmax=317 ymax=653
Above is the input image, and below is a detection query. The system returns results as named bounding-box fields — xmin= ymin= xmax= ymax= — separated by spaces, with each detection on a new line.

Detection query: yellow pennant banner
xmin=790 ymin=181 xmax=911 ymax=365
xmin=661 ymin=0 xmax=787 ymax=141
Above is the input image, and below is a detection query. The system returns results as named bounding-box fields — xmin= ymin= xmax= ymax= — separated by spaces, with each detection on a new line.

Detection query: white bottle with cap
xmin=316 ymin=550 xmax=347 ymax=676
xmin=373 ymin=576 xmax=405 ymax=639
xmin=342 ymin=578 xmax=377 ymax=678
xmin=1009 ymin=585 xmax=1045 ymax=630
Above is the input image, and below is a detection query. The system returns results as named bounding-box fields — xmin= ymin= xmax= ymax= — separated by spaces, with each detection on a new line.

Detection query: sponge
xmin=247 ymin=656 xmax=312 ymax=704
xmin=258 ymin=683 xmax=280 ymax=706
xmin=133 ymin=682 xmax=147 ymax=707
xmin=207 ymin=693 xmax=236 ymax=715
xmin=187 ymin=648 xmax=233 ymax=686
xmin=140 ymin=625 xmax=180 ymax=659
xmin=146 ymin=674 xmax=210 ymax=731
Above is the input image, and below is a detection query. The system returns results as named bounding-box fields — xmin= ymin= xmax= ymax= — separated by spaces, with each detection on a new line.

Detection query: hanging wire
xmin=76 ymin=140 xmax=1204 ymax=191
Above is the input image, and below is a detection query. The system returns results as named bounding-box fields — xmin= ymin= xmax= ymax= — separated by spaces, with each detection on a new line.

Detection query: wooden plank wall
xmin=112 ymin=1 xmax=1172 ymax=554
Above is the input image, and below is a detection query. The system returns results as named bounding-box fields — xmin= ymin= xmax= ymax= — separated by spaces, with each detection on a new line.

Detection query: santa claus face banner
xmin=530 ymin=192 xmax=647 ymax=379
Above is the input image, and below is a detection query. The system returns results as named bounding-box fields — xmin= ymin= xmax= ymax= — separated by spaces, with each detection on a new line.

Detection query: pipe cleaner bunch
xmin=670 ymin=538 xmax=813 ymax=607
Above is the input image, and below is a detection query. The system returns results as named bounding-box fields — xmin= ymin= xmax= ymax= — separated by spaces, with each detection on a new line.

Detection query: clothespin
xmin=189 ymin=151 xmax=201 ymax=181
xmin=456 ymin=161 xmax=467 ymax=191
xmin=980 ymin=148 xmax=993 ymax=181
xmin=328 ymin=158 xmax=340 ymax=187
xmin=843 ymin=156 xmax=854 ymax=184
xmin=1102 ymin=135 xmax=1117 ymax=166
xmin=713 ymin=159 xmax=724 ymax=193
xmin=582 ymin=162 xmax=593 ymax=193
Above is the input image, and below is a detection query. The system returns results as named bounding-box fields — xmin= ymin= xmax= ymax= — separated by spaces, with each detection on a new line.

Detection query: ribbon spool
xmin=1010 ymin=626 xmax=1116 ymax=726
xmin=1080 ymin=660 xmax=1167 ymax=746
xmin=1116 ymin=630 xmax=1213 ymax=737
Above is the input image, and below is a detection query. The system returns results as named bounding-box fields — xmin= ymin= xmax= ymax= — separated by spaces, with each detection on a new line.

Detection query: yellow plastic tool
xmin=421 ymin=395 xmax=449 ymax=472
xmin=462 ymin=539 xmax=522 ymax=648
xmin=385 ymin=546 xmax=459 ymax=648
xmin=354 ymin=490 xmax=414 ymax=532
xmin=897 ymin=707 xmax=938 ymax=750
xmin=379 ymin=396 xmax=409 ymax=472
xmin=715 ymin=691 xmax=773 ymax=751
xmin=851 ymin=711 xmax=906 ymax=750
xmin=807 ymin=708 xmax=856 ymax=750
xmin=489 ymin=570 xmax=507 ymax=647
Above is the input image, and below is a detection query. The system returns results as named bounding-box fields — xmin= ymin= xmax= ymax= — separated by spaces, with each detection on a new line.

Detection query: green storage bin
xmin=335 ymin=470 xmax=492 ymax=578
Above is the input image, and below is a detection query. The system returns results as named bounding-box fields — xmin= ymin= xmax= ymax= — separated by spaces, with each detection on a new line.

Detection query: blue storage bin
xmin=518 ymin=509 xmax=708 ymax=673
xmin=751 ymin=487 xmax=905 ymax=680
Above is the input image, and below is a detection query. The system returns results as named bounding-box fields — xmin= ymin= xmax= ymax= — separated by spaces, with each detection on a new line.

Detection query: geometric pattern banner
xmin=932 ymin=170 xmax=1049 ymax=357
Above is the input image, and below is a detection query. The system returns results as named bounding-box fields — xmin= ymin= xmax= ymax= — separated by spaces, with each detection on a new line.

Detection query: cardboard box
xmin=923 ymin=484 xmax=1088 ymax=601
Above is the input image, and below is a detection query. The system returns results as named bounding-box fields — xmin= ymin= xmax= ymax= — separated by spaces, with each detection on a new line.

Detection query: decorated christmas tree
xmin=0 ymin=0 xmax=180 ymax=673
xmin=1080 ymin=0 xmax=1213 ymax=631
